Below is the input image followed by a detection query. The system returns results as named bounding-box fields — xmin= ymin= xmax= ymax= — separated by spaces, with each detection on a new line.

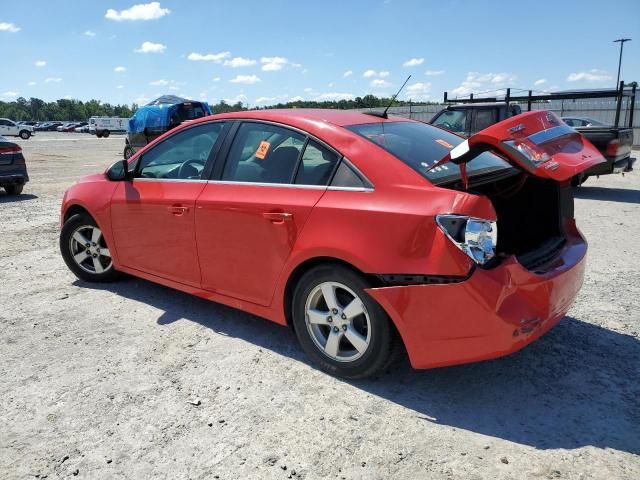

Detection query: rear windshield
xmin=346 ymin=121 xmax=514 ymax=184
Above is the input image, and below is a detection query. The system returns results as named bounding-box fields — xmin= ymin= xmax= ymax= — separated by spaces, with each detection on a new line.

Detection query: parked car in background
xmin=430 ymin=102 xmax=522 ymax=137
xmin=124 ymin=95 xmax=211 ymax=159
xmin=0 ymin=118 xmax=35 ymax=139
xmin=0 ymin=135 xmax=29 ymax=195
xmin=36 ymin=122 xmax=63 ymax=131
xmin=74 ymin=124 xmax=91 ymax=133
xmin=60 ymin=109 xmax=603 ymax=378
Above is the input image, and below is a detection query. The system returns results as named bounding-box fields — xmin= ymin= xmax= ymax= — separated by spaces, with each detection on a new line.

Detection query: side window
xmin=330 ymin=161 xmax=367 ymax=189
xmin=473 ymin=109 xmax=497 ymax=132
xmin=294 ymin=140 xmax=340 ymax=186
xmin=0 ymin=119 xmax=10 ymax=126
xmin=564 ymin=119 xmax=575 ymax=127
xmin=137 ymin=123 xmax=223 ymax=180
xmin=222 ymin=122 xmax=305 ymax=184
xmin=431 ymin=110 xmax=468 ymax=136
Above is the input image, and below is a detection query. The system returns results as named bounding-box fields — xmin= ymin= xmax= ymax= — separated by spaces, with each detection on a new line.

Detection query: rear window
xmin=346 ymin=121 xmax=513 ymax=185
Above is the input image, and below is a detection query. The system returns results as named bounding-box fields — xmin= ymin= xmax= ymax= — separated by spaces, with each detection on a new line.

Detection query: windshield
xmin=346 ymin=121 xmax=514 ymax=184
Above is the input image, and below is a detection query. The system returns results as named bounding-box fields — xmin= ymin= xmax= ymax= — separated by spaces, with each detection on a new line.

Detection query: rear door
xmin=195 ymin=121 xmax=340 ymax=306
xmin=444 ymin=110 xmax=605 ymax=181
xmin=110 ymin=121 xmax=228 ymax=286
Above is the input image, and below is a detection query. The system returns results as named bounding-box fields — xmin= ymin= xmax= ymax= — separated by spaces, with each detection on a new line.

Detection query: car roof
xmin=200 ymin=108 xmax=412 ymax=129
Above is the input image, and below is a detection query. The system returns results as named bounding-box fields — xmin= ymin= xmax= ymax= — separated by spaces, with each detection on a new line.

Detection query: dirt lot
xmin=1 ymin=132 xmax=639 ymax=479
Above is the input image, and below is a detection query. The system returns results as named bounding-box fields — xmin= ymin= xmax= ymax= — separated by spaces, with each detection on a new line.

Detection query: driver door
xmin=110 ymin=121 xmax=227 ymax=286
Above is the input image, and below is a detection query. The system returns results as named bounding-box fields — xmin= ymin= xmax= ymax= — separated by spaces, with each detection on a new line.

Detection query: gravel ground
xmin=1 ymin=132 xmax=639 ymax=480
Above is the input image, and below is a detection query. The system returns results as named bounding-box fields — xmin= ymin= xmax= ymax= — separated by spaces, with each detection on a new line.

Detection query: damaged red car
xmin=59 ymin=109 xmax=604 ymax=379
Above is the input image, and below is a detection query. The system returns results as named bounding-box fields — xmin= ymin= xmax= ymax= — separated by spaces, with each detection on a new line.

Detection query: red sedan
xmin=60 ymin=109 xmax=604 ymax=378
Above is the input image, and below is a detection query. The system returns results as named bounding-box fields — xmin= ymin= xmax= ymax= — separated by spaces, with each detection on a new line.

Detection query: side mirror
xmin=106 ymin=159 xmax=131 ymax=181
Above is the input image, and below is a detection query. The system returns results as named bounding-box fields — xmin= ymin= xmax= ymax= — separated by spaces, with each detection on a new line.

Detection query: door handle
xmin=263 ymin=212 xmax=293 ymax=223
xmin=168 ymin=205 xmax=189 ymax=215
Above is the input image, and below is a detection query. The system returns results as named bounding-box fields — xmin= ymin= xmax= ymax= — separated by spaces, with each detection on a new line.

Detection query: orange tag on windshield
xmin=255 ymin=141 xmax=271 ymax=160
xmin=436 ymin=139 xmax=454 ymax=149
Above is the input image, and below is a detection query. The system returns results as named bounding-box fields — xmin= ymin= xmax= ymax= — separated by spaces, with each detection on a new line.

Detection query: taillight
xmin=0 ymin=145 xmax=21 ymax=155
xmin=436 ymin=214 xmax=497 ymax=265
xmin=606 ymin=139 xmax=620 ymax=157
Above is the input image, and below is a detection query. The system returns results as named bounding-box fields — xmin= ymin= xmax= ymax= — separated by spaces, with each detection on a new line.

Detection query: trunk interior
xmin=469 ymin=173 xmax=571 ymax=272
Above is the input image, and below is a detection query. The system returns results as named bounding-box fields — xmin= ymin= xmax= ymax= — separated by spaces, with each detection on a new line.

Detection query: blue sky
xmin=1 ymin=0 xmax=638 ymax=107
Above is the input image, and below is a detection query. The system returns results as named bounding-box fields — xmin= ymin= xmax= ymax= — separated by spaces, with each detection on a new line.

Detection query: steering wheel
xmin=178 ymin=159 xmax=205 ymax=179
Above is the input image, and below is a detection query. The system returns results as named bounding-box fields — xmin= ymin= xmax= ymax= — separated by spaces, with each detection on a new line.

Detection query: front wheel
xmin=123 ymin=145 xmax=134 ymax=159
xmin=292 ymin=265 xmax=396 ymax=379
xmin=19 ymin=130 xmax=31 ymax=140
xmin=60 ymin=213 xmax=121 ymax=282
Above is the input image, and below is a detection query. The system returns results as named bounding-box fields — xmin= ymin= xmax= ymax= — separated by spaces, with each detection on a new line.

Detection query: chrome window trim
xmin=205 ymin=179 xmax=373 ymax=192
xmin=133 ymin=178 xmax=209 ymax=183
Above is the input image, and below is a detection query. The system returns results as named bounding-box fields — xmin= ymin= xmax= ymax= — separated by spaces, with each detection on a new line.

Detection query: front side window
xmin=473 ymin=109 xmax=497 ymax=132
xmin=137 ymin=123 xmax=223 ymax=180
xmin=431 ymin=110 xmax=468 ymax=136
xmin=222 ymin=122 xmax=305 ymax=184
xmin=347 ymin=121 xmax=514 ymax=185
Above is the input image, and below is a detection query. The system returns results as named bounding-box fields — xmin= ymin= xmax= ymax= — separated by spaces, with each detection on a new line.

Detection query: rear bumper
xmin=367 ymin=234 xmax=587 ymax=369
xmin=0 ymin=173 xmax=28 ymax=186
xmin=613 ymin=156 xmax=635 ymax=173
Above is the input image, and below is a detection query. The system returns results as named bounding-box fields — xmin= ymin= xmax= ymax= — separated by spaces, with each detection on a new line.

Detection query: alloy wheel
xmin=304 ymin=281 xmax=371 ymax=362
xmin=69 ymin=225 xmax=112 ymax=274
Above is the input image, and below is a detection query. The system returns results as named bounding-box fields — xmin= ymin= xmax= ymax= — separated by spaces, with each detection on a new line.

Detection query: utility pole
xmin=614 ymin=38 xmax=631 ymax=88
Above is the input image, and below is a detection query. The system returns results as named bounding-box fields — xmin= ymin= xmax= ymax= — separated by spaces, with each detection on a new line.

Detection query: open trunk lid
xmin=438 ymin=110 xmax=606 ymax=182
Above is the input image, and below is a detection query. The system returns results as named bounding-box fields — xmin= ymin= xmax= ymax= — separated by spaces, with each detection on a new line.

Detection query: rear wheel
xmin=19 ymin=130 xmax=31 ymax=140
xmin=292 ymin=265 xmax=396 ymax=379
xmin=124 ymin=145 xmax=134 ymax=159
xmin=102 ymin=130 xmax=110 ymax=138
xmin=60 ymin=213 xmax=120 ymax=282
xmin=4 ymin=184 xmax=23 ymax=195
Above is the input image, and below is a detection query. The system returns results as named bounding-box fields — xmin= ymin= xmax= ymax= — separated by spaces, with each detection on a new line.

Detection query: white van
xmin=88 ymin=117 xmax=128 ymax=138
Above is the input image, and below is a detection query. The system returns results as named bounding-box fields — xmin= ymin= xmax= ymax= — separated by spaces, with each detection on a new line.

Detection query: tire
xmin=60 ymin=213 xmax=121 ymax=283
xmin=4 ymin=184 xmax=23 ymax=195
xmin=124 ymin=145 xmax=134 ymax=160
xmin=19 ymin=130 xmax=31 ymax=140
xmin=96 ymin=131 xmax=103 ymax=138
xmin=292 ymin=264 xmax=396 ymax=379
xmin=102 ymin=130 xmax=110 ymax=138
xmin=571 ymin=174 xmax=589 ymax=187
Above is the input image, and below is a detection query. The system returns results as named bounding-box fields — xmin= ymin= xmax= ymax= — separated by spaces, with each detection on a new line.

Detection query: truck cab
xmin=0 ymin=118 xmax=35 ymax=140
xmin=430 ymin=103 xmax=522 ymax=138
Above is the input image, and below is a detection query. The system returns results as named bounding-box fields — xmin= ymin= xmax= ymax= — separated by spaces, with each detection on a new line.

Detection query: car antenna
xmin=365 ymin=75 xmax=412 ymax=119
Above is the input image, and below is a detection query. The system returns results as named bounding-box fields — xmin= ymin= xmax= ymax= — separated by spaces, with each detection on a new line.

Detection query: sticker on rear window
xmin=255 ymin=141 xmax=271 ymax=160
xmin=436 ymin=139 xmax=454 ymax=149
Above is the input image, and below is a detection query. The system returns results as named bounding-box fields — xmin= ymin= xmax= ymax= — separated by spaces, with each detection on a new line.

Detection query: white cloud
xmin=534 ymin=78 xmax=547 ymax=86
xmin=116 ymin=85 xmax=124 ymax=89
xmin=134 ymin=95 xmax=151 ymax=105
xmin=343 ymin=70 xmax=353 ymax=78
xmin=149 ymin=79 xmax=169 ymax=86
xmin=290 ymin=95 xmax=304 ymax=102
xmin=34 ymin=60 xmax=46 ymax=67
xmin=28 ymin=81 xmax=37 ymax=86
xmin=224 ymin=93 xmax=248 ymax=104
xmin=1 ymin=91 xmax=19 ymax=99
xmin=328 ymin=82 xmax=334 ymax=88
xmin=261 ymin=56 xmax=288 ymax=71
xmin=188 ymin=51 xmax=230 ymax=62
xmin=0 ymin=22 xmax=20 ymax=33
xmin=405 ymin=82 xmax=432 ymax=101
xmin=403 ymin=58 xmax=424 ymax=67
xmin=105 ymin=2 xmax=170 ymax=21
xmin=229 ymin=74 xmax=261 ymax=85
xmin=224 ymin=57 xmax=256 ymax=68
xmin=303 ymin=87 xmax=313 ymax=93
xmin=371 ymin=79 xmax=392 ymax=88
xmin=451 ymin=72 xmax=516 ymax=97
xmin=425 ymin=70 xmax=444 ymax=76
xmin=44 ymin=77 xmax=62 ymax=83
xmin=114 ymin=66 xmax=127 ymax=73
xmin=567 ymin=69 xmax=612 ymax=83
xmin=315 ymin=92 xmax=355 ymax=101
xmin=255 ymin=96 xmax=274 ymax=103
xmin=84 ymin=30 xmax=96 ymax=37
xmin=168 ymin=85 xmax=179 ymax=91
xmin=135 ymin=41 xmax=166 ymax=54
xmin=212 ymin=77 xmax=221 ymax=82
xmin=363 ymin=70 xmax=389 ymax=78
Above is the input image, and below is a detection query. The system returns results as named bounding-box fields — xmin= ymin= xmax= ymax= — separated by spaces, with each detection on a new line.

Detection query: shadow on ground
xmin=0 ymin=193 xmax=38 ymax=203
xmin=575 ymin=186 xmax=640 ymax=204
xmin=76 ymin=276 xmax=640 ymax=454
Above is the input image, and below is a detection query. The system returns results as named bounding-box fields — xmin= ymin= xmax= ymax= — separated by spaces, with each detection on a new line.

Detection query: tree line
xmin=0 ymin=95 xmax=433 ymax=121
